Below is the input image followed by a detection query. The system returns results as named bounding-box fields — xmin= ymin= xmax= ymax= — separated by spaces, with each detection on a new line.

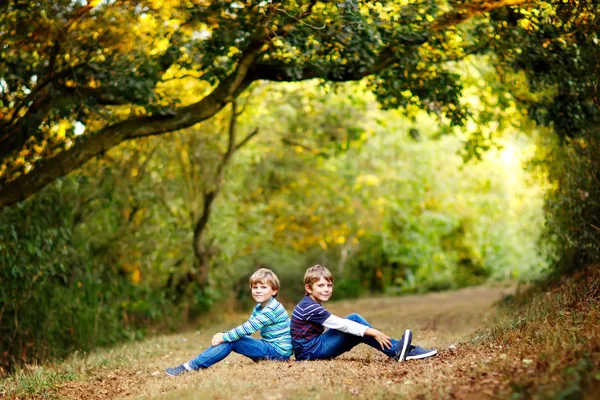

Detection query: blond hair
xmin=249 ymin=268 xmax=280 ymax=294
xmin=304 ymin=264 xmax=334 ymax=289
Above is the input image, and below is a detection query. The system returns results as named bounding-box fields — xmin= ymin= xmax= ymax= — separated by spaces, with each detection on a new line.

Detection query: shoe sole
xmin=405 ymin=349 xmax=438 ymax=360
xmin=397 ymin=329 xmax=412 ymax=362
xmin=165 ymin=370 xmax=179 ymax=377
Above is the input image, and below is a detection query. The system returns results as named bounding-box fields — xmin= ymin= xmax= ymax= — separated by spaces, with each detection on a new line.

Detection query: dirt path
xmin=56 ymin=285 xmax=512 ymax=399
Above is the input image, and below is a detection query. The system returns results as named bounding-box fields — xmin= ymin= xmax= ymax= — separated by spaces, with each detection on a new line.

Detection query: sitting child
xmin=291 ymin=264 xmax=437 ymax=362
xmin=165 ymin=268 xmax=292 ymax=376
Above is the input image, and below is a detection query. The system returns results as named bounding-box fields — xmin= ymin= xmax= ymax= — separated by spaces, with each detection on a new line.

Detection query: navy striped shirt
xmin=290 ymin=296 xmax=331 ymax=357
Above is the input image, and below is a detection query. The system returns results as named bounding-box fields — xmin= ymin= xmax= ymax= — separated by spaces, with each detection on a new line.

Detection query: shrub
xmin=544 ymin=131 xmax=600 ymax=270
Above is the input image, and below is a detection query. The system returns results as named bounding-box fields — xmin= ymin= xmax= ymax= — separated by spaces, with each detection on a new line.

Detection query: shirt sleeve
xmin=322 ymin=314 xmax=368 ymax=337
xmin=222 ymin=307 xmax=276 ymax=342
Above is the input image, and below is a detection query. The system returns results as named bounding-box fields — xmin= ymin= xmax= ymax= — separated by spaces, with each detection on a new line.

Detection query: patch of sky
xmin=74 ymin=121 xmax=86 ymax=136
xmin=192 ymin=30 xmax=212 ymax=41
xmin=73 ymin=0 xmax=116 ymax=6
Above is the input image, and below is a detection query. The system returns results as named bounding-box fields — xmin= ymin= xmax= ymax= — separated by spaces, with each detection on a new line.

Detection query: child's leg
xmin=230 ymin=336 xmax=289 ymax=362
xmin=310 ymin=313 xmax=399 ymax=360
xmin=187 ymin=342 xmax=235 ymax=370
xmin=344 ymin=313 xmax=398 ymax=358
xmin=188 ymin=336 xmax=287 ymax=370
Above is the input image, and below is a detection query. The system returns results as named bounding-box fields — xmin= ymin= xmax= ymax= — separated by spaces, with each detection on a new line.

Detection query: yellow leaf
xmin=131 ymin=269 xmax=141 ymax=284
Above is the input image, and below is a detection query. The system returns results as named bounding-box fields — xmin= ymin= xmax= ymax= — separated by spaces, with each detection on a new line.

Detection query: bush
xmin=333 ymin=279 xmax=364 ymax=299
xmin=0 ymin=176 xmax=192 ymax=376
xmin=544 ymin=131 xmax=600 ymax=269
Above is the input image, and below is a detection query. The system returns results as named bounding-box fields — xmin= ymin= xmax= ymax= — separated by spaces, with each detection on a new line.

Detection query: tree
xmin=179 ymin=100 xmax=259 ymax=288
xmin=1 ymin=0 xmax=532 ymax=209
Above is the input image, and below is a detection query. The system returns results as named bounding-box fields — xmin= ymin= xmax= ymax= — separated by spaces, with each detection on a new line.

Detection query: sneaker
xmin=405 ymin=345 xmax=437 ymax=360
xmin=394 ymin=329 xmax=412 ymax=362
xmin=165 ymin=364 xmax=188 ymax=377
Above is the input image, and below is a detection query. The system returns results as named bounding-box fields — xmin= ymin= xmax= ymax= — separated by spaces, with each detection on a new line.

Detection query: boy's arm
xmin=322 ymin=314 xmax=368 ymax=336
xmin=322 ymin=315 xmax=392 ymax=350
xmin=364 ymin=328 xmax=392 ymax=350
xmin=222 ymin=309 xmax=276 ymax=342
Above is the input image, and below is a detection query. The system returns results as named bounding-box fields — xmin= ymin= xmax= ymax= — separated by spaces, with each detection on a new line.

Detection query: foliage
xmin=487 ymin=0 xmax=600 ymax=268
xmin=0 ymin=160 xmax=212 ymax=375
xmin=226 ymin=81 xmax=548 ymax=295
xmin=489 ymin=0 xmax=599 ymax=140
xmin=0 ymin=0 xmax=539 ymax=207
xmin=543 ymin=132 xmax=600 ymax=268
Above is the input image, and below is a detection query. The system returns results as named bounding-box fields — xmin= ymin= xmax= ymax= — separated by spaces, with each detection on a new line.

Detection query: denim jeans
xmin=188 ymin=336 xmax=289 ymax=370
xmin=295 ymin=313 xmax=399 ymax=360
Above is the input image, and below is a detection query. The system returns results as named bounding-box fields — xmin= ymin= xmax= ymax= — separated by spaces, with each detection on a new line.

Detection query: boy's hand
xmin=366 ymin=328 xmax=392 ymax=350
xmin=211 ymin=332 xmax=225 ymax=347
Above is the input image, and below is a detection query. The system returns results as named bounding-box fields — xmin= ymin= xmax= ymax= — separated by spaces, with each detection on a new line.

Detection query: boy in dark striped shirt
xmin=165 ymin=268 xmax=292 ymax=376
xmin=291 ymin=265 xmax=437 ymax=362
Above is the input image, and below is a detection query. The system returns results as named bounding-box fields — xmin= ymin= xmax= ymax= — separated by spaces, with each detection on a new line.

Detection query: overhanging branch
xmin=0 ymin=0 xmax=530 ymax=210
xmin=431 ymin=0 xmax=530 ymax=31
xmin=0 ymin=43 xmax=261 ymax=209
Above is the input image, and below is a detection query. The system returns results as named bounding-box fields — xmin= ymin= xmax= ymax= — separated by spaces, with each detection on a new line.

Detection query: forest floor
xmin=2 ymin=270 xmax=599 ymax=399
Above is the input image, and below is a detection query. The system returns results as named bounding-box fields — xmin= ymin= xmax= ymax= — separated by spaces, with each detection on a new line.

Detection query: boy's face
xmin=250 ymin=282 xmax=277 ymax=307
xmin=305 ymin=277 xmax=333 ymax=304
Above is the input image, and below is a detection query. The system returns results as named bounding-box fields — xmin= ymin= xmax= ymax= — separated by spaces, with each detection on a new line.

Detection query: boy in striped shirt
xmin=165 ymin=268 xmax=292 ymax=376
xmin=291 ymin=265 xmax=437 ymax=362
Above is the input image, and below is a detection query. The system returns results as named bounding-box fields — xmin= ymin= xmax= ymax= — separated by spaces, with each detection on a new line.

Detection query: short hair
xmin=249 ymin=268 xmax=280 ymax=293
xmin=304 ymin=264 xmax=334 ymax=288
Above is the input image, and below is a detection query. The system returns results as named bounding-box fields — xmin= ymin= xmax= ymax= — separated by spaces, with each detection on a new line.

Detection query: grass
xmin=480 ymin=265 xmax=600 ymax=399
xmin=1 ymin=271 xmax=598 ymax=399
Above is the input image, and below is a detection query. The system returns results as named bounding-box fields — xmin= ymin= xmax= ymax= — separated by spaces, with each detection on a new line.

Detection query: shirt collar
xmin=256 ymin=297 xmax=276 ymax=310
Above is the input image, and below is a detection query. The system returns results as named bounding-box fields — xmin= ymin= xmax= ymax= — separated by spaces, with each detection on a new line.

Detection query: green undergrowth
xmin=486 ymin=265 xmax=600 ymax=398
xmin=0 ymin=354 xmax=86 ymax=399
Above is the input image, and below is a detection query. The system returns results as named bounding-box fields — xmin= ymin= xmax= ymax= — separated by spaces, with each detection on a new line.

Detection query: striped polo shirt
xmin=290 ymin=296 xmax=332 ymax=357
xmin=222 ymin=297 xmax=292 ymax=356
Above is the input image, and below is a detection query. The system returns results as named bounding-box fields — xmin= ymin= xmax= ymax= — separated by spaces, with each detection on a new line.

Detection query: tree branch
xmin=0 ymin=0 xmax=529 ymax=210
xmin=61 ymin=86 xmax=131 ymax=105
xmin=249 ymin=0 xmax=529 ymax=83
xmin=0 ymin=42 xmax=262 ymax=209
xmin=281 ymin=137 xmax=328 ymax=157
xmin=235 ymin=127 xmax=260 ymax=151
xmin=431 ymin=0 xmax=530 ymax=31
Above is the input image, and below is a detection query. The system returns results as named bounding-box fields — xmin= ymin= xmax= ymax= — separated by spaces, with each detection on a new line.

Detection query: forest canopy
xmin=1 ymin=0 xmax=597 ymax=208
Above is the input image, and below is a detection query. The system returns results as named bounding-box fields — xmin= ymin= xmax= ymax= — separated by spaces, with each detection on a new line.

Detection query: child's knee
xmin=345 ymin=313 xmax=364 ymax=322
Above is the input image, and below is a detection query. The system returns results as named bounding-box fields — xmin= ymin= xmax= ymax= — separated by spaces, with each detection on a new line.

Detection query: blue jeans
xmin=295 ymin=313 xmax=399 ymax=360
xmin=188 ymin=336 xmax=289 ymax=370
